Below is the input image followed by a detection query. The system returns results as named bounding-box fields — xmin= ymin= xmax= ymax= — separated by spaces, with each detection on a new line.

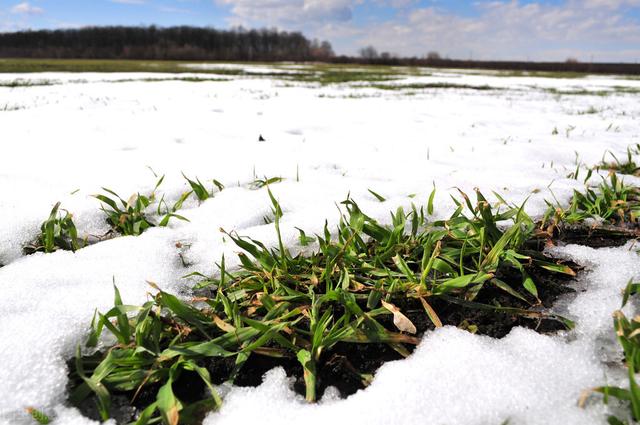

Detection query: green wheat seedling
xmin=25 ymin=407 xmax=51 ymax=424
xmin=183 ymin=173 xmax=224 ymax=201
xmin=156 ymin=190 xmax=191 ymax=227
xmin=70 ymin=188 xmax=575 ymax=422
xmin=251 ymin=176 xmax=284 ymax=189
xmin=24 ymin=202 xmax=83 ymax=254
xmin=95 ymin=187 xmax=156 ymax=236
xmin=581 ymin=280 xmax=640 ymax=425
xmin=95 ymin=176 xmax=191 ymax=235
xmin=0 ymin=79 xmax=56 ymax=88
xmin=600 ymin=146 xmax=640 ymax=177
xmin=542 ymin=173 xmax=640 ymax=230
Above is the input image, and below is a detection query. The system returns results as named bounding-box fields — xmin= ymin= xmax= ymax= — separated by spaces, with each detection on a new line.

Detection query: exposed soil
xmin=554 ymin=224 xmax=639 ymax=248
xmin=70 ymin=264 xmax=579 ymax=424
xmin=70 ymin=226 xmax=634 ymax=424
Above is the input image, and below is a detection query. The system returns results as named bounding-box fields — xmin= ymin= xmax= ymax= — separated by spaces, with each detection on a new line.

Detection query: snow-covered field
xmin=1 ymin=64 xmax=640 ymax=425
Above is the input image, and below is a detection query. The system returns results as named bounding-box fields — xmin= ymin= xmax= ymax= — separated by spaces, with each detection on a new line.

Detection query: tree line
xmin=0 ymin=26 xmax=335 ymax=61
xmin=0 ymin=26 xmax=638 ymax=75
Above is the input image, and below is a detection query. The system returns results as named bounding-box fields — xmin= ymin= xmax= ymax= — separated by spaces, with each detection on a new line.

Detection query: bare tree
xmin=426 ymin=51 xmax=441 ymax=60
xmin=310 ymin=39 xmax=334 ymax=60
xmin=359 ymin=45 xmax=379 ymax=60
xmin=0 ymin=26 xmax=335 ymax=62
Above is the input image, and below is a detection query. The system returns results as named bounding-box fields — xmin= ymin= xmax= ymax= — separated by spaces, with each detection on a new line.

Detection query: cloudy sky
xmin=1 ymin=0 xmax=639 ymax=62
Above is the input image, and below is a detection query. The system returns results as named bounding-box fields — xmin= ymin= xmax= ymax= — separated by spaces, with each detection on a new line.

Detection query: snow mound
xmin=203 ymin=244 xmax=640 ymax=425
xmin=0 ymin=66 xmax=639 ymax=424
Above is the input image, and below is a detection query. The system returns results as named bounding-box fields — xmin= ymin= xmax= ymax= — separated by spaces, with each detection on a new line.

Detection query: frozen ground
xmin=0 ymin=64 xmax=639 ymax=424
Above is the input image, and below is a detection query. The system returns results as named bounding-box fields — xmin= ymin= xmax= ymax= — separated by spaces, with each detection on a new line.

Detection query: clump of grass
xmin=545 ymin=88 xmax=611 ymax=97
xmin=251 ymin=176 xmax=284 ymax=189
xmin=1 ymin=103 xmax=23 ymax=111
xmin=27 ymin=174 xmax=223 ymax=253
xmin=114 ymin=77 xmax=227 ymax=84
xmin=25 ymin=407 xmax=51 ymax=424
xmin=183 ymin=173 xmax=224 ymax=201
xmin=156 ymin=190 xmax=191 ymax=228
xmin=576 ymin=106 xmax=601 ymax=115
xmin=600 ymin=146 xmax=640 ymax=177
xmin=581 ymin=280 xmax=640 ymax=424
xmin=24 ymin=202 xmax=83 ymax=254
xmin=0 ymin=79 xmax=57 ymax=88
xmin=69 ymin=188 xmax=574 ymax=422
xmin=95 ymin=186 xmax=158 ymax=236
xmin=369 ymin=83 xmax=500 ymax=91
xmin=542 ymin=173 xmax=640 ymax=230
xmin=95 ymin=175 xmax=207 ymax=236
xmin=545 ymin=86 xmax=640 ymax=97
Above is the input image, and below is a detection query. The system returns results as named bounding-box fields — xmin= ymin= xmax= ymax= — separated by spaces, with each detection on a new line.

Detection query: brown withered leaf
xmin=212 ymin=314 xmax=236 ymax=333
xmin=381 ymin=300 xmax=417 ymax=334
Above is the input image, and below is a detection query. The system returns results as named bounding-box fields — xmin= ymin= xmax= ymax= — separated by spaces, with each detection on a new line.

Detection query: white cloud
xmin=159 ymin=6 xmax=193 ymax=13
xmin=305 ymin=0 xmax=640 ymax=62
xmin=374 ymin=0 xmax=419 ymax=8
xmin=582 ymin=0 xmax=640 ymax=8
xmin=10 ymin=2 xmax=44 ymax=15
xmin=109 ymin=0 xmax=146 ymax=4
xmin=216 ymin=0 xmax=362 ymax=26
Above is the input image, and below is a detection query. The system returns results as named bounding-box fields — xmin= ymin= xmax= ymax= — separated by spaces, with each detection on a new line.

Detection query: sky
xmin=1 ymin=0 xmax=640 ymax=62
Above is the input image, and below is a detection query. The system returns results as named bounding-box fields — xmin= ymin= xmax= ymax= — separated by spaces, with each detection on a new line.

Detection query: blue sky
xmin=1 ymin=0 xmax=640 ymax=61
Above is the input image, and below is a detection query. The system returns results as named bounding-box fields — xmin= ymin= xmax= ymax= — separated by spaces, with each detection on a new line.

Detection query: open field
xmin=5 ymin=58 xmax=640 ymax=81
xmin=1 ymin=62 xmax=640 ymax=425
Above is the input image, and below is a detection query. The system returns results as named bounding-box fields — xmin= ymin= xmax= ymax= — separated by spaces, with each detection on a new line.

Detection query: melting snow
xmin=0 ymin=64 xmax=639 ymax=424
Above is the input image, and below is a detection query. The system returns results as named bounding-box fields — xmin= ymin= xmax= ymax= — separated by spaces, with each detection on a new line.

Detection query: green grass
xmin=1 ymin=103 xmax=23 ymax=111
xmin=111 ymin=77 xmax=228 ymax=84
xmin=250 ymin=176 xmax=284 ymax=189
xmin=95 ymin=185 xmax=160 ymax=237
xmin=26 ymin=407 xmax=51 ymax=424
xmin=543 ymin=173 xmax=640 ymax=229
xmin=0 ymin=78 xmax=57 ymax=87
xmin=0 ymin=59 xmax=297 ymax=80
xmin=9 ymin=59 xmax=636 ymax=93
xmin=499 ymin=70 xmax=588 ymax=79
xmin=310 ymin=70 xmax=398 ymax=85
xmin=581 ymin=280 xmax=640 ymax=425
xmin=25 ymin=173 xmax=236 ymax=255
xmin=599 ymin=146 xmax=640 ymax=177
xmin=24 ymin=202 xmax=83 ymax=254
xmin=0 ymin=60 xmax=417 ymax=86
xmin=368 ymin=82 xmax=501 ymax=91
xmin=94 ymin=175 xmax=198 ymax=236
xmin=0 ymin=59 xmax=214 ymax=74
xmin=69 ymin=187 xmax=575 ymax=423
xmin=544 ymin=86 xmax=640 ymax=97
xmin=182 ymin=174 xmax=224 ymax=202
xmin=576 ymin=106 xmax=601 ymax=115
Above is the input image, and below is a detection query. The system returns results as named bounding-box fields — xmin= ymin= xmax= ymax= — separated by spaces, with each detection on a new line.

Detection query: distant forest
xmin=0 ymin=26 xmax=639 ymax=75
xmin=0 ymin=26 xmax=335 ymax=61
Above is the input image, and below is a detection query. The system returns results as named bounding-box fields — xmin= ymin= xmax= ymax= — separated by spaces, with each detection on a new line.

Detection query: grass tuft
xmin=69 ymin=188 xmax=575 ymax=422
xmin=581 ymin=280 xmax=640 ymax=424
xmin=24 ymin=202 xmax=83 ymax=254
xmin=25 ymin=407 xmax=51 ymax=424
xmin=542 ymin=173 xmax=640 ymax=230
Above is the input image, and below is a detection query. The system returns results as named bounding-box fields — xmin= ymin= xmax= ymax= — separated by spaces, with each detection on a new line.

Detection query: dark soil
xmin=554 ymin=224 xmax=639 ymax=248
xmin=71 ymin=262 xmax=580 ymax=424
xmin=70 ymin=226 xmax=635 ymax=424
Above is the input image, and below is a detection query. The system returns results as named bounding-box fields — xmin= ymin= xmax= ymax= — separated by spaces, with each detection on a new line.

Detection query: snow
xmin=204 ymin=243 xmax=640 ymax=425
xmin=180 ymin=63 xmax=304 ymax=74
xmin=0 ymin=63 xmax=639 ymax=424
